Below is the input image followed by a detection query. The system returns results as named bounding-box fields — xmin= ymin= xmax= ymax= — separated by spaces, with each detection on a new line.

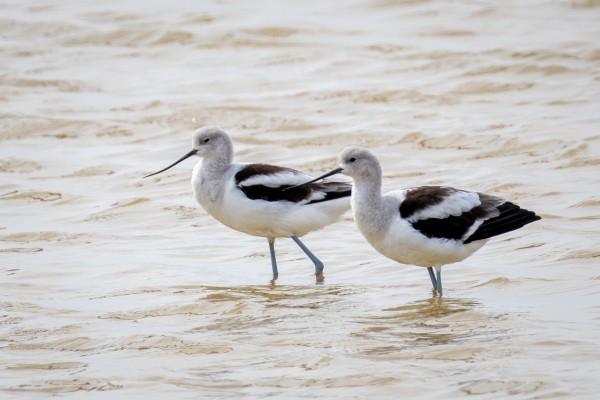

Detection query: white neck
xmin=193 ymin=138 xmax=234 ymax=206
xmin=350 ymin=166 xmax=393 ymax=243
xmin=202 ymin=139 xmax=234 ymax=173
xmin=352 ymin=167 xmax=383 ymax=215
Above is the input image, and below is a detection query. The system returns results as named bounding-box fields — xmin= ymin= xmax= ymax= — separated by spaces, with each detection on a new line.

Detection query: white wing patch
xmin=407 ymin=190 xmax=481 ymax=223
xmin=308 ymin=191 xmax=326 ymax=201
xmin=238 ymin=171 xmax=311 ymax=188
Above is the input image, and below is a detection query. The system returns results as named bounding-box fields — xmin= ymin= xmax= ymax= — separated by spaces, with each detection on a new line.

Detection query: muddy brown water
xmin=1 ymin=1 xmax=599 ymax=398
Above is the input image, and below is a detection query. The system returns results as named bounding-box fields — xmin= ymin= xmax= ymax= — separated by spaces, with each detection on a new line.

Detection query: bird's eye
xmin=349 ymin=157 xmax=356 ymax=163
xmin=203 ymin=138 xmax=210 ymax=143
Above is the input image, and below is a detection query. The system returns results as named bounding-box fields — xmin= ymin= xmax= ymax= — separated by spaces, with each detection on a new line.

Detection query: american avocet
xmin=290 ymin=147 xmax=541 ymax=295
xmin=143 ymin=127 xmax=351 ymax=282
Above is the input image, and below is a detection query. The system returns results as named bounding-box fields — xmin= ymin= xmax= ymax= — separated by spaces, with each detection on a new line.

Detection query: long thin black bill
xmin=143 ymin=149 xmax=198 ymax=178
xmin=283 ymin=167 xmax=344 ymax=191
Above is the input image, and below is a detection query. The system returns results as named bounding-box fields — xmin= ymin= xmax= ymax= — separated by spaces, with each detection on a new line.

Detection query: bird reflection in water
xmin=382 ymin=297 xmax=480 ymax=320
xmin=356 ymin=297 xmax=488 ymax=347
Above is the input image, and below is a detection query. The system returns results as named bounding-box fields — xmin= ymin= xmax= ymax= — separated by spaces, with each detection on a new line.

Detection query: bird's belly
xmin=195 ymin=184 xmax=348 ymax=238
xmin=361 ymin=218 xmax=488 ymax=267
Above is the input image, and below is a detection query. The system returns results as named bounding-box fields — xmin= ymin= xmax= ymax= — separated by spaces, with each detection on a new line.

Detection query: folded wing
xmin=398 ymin=186 xmax=540 ymax=243
xmin=235 ymin=164 xmax=351 ymax=204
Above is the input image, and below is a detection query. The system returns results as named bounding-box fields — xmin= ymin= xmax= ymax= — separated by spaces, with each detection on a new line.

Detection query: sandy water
xmin=1 ymin=0 xmax=599 ymax=398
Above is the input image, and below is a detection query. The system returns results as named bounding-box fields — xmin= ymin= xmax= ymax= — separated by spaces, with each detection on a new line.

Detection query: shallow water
xmin=1 ymin=0 xmax=599 ymax=398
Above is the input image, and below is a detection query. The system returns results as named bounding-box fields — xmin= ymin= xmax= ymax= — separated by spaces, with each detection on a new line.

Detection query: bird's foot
xmin=315 ymin=271 xmax=325 ymax=283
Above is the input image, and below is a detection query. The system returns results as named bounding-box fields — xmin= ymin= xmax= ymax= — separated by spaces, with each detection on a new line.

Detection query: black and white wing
xmin=398 ymin=186 xmax=540 ymax=243
xmin=234 ymin=164 xmax=351 ymax=204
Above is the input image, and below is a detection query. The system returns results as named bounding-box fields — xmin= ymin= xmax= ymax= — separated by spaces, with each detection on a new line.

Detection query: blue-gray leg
xmin=290 ymin=235 xmax=324 ymax=281
xmin=268 ymin=238 xmax=278 ymax=282
xmin=427 ymin=267 xmax=437 ymax=290
xmin=435 ymin=265 xmax=443 ymax=296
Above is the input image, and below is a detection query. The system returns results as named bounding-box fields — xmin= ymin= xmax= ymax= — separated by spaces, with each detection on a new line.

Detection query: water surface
xmin=1 ymin=0 xmax=599 ymax=398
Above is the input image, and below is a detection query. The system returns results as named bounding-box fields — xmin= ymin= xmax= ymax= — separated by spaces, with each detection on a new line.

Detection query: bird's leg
xmin=435 ymin=265 xmax=443 ymax=296
xmin=427 ymin=267 xmax=438 ymax=291
xmin=290 ymin=235 xmax=324 ymax=282
xmin=268 ymin=238 xmax=278 ymax=283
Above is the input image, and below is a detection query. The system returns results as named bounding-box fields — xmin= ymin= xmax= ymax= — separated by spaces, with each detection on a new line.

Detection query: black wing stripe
xmin=408 ymin=200 xmax=540 ymax=243
xmin=307 ymin=188 xmax=351 ymax=204
xmin=240 ymin=183 xmax=351 ymax=204
xmin=483 ymin=211 xmax=536 ymax=231
xmin=235 ymin=163 xmax=312 ymax=203
xmin=464 ymin=213 xmax=540 ymax=243
xmin=239 ymin=184 xmax=312 ymax=203
xmin=235 ymin=164 xmax=352 ymax=204
xmin=411 ymin=206 xmax=488 ymax=241
xmin=464 ymin=202 xmax=541 ymax=244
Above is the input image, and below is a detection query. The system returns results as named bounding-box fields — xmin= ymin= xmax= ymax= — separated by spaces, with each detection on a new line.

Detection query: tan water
xmin=1 ymin=0 xmax=599 ymax=398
